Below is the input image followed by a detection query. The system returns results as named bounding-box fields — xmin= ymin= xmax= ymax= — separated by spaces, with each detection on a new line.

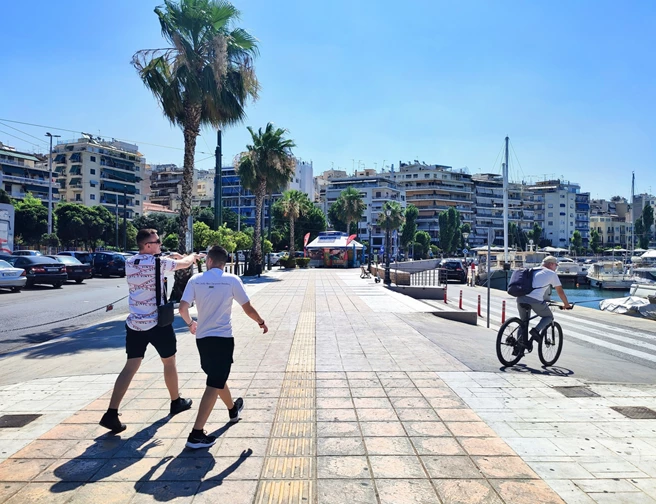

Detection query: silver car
xmin=0 ymin=259 xmax=27 ymax=292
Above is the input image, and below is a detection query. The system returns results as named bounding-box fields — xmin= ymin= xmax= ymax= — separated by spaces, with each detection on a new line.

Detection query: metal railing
xmin=409 ymin=268 xmax=448 ymax=287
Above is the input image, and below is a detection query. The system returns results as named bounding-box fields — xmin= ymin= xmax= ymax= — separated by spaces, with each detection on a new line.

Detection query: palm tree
xmin=132 ymin=0 xmax=259 ymax=299
xmin=235 ymin=123 xmax=296 ymax=273
xmin=378 ymin=201 xmax=405 ymax=259
xmin=280 ymin=190 xmax=311 ymax=257
xmin=339 ymin=187 xmax=366 ymax=235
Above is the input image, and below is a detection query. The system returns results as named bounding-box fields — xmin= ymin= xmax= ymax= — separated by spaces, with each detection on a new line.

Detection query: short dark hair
xmin=137 ymin=228 xmax=158 ymax=249
xmin=207 ymin=245 xmax=229 ymax=264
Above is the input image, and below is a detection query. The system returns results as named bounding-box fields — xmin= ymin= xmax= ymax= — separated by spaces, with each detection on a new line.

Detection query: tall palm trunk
xmin=249 ymin=178 xmax=266 ymax=273
xmin=289 ymin=216 xmax=295 ymax=257
xmin=171 ymin=105 xmax=200 ymax=301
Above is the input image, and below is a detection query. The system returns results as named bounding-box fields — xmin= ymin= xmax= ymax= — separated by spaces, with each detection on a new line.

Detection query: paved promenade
xmin=2 ymin=269 xmax=656 ymax=503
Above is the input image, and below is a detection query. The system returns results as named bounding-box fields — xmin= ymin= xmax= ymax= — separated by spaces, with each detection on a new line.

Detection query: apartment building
xmin=51 ymin=137 xmax=147 ymax=219
xmin=324 ymin=173 xmax=405 ymax=255
xmin=393 ymin=162 xmax=473 ymax=245
xmin=470 ymin=174 xmax=534 ymax=248
xmin=314 ymin=168 xmax=348 ymax=204
xmin=527 ymin=179 xmax=585 ymax=248
xmin=0 ymin=143 xmax=59 ymax=209
xmin=149 ymin=164 xmax=183 ymax=211
xmin=590 ymin=215 xmax=634 ymax=247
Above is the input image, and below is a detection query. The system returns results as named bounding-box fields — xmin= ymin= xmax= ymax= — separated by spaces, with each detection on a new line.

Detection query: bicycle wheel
xmin=538 ymin=321 xmax=563 ymax=366
xmin=496 ymin=317 xmax=524 ymax=366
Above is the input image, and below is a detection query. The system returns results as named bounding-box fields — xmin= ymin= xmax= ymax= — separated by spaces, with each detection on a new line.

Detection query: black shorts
xmin=125 ymin=323 xmax=177 ymax=359
xmin=196 ymin=337 xmax=234 ymax=389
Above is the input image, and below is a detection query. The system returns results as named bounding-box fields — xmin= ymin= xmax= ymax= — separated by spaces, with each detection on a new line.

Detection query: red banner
xmin=345 ymin=234 xmax=357 ymax=246
xmin=303 ymin=233 xmax=311 ymax=247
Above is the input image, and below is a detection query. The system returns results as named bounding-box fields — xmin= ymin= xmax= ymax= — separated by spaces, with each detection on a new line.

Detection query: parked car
xmin=57 ymin=251 xmax=95 ymax=269
xmin=92 ymin=252 xmax=126 ymax=278
xmin=6 ymin=256 xmax=67 ymax=288
xmin=0 ymin=259 xmax=27 ymax=292
xmin=439 ymin=258 xmax=467 ymax=283
xmin=49 ymin=255 xmax=93 ymax=284
xmin=12 ymin=250 xmax=42 ymax=256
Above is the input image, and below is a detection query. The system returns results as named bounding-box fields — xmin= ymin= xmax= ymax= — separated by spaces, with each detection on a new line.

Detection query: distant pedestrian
xmin=179 ymin=245 xmax=268 ymax=449
xmin=99 ymin=228 xmax=203 ymax=433
xmin=469 ymin=261 xmax=476 ymax=287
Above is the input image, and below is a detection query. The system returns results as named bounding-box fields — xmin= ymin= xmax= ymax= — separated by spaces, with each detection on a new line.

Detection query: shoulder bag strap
xmin=155 ymin=257 xmax=162 ymax=306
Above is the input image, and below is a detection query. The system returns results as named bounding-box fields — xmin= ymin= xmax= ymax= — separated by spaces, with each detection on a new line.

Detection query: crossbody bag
xmin=155 ymin=256 xmax=175 ymax=327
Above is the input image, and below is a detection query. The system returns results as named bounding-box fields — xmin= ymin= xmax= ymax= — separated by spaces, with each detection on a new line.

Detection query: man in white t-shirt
xmin=179 ymin=245 xmax=268 ymax=449
xmin=516 ymin=255 xmax=572 ymax=353
xmin=99 ymin=228 xmax=203 ymax=434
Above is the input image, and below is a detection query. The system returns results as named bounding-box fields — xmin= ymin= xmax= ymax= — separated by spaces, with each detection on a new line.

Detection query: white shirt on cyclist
xmin=526 ymin=266 xmax=562 ymax=302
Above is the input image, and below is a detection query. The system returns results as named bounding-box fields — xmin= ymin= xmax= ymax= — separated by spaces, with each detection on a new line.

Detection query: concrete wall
xmin=370 ymin=265 xmax=411 ymax=285
xmin=385 ymin=259 xmax=441 ymax=273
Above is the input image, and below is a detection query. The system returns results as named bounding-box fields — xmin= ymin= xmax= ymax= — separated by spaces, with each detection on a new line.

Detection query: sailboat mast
xmin=503 ymin=136 xmax=509 ymax=263
xmin=630 ymin=171 xmax=635 ymax=254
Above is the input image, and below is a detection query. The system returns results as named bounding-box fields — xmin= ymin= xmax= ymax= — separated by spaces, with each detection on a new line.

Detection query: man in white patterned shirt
xmin=99 ymin=228 xmax=203 ymax=433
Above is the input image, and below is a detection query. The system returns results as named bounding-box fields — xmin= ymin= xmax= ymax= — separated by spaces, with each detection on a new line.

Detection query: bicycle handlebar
xmin=548 ymin=302 xmax=575 ymax=310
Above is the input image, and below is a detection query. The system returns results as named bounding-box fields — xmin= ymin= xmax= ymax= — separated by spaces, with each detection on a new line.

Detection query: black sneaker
xmin=99 ymin=411 xmax=126 ymax=433
xmin=170 ymin=397 xmax=193 ymax=416
xmin=229 ymin=397 xmax=244 ymax=423
xmin=185 ymin=430 xmax=217 ymax=449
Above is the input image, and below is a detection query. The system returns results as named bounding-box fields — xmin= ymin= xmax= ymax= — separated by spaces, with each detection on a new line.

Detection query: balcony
xmin=0 ymin=173 xmax=52 ymax=187
xmin=100 ymin=156 xmax=137 ymax=172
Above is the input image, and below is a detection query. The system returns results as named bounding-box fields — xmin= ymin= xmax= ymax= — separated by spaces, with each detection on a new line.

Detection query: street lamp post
xmin=45 ymin=132 xmax=60 ymax=235
xmin=462 ymin=231 xmax=470 ymax=260
xmin=384 ymin=209 xmax=392 ymax=285
xmin=367 ymin=224 xmax=372 ymax=270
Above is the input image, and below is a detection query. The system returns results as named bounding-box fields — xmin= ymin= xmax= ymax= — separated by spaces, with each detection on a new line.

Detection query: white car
xmin=0 ymin=259 xmax=27 ymax=292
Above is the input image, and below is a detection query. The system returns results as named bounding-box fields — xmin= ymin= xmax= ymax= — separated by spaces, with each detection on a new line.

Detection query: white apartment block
xmin=51 ymin=137 xmax=147 ymax=219
xmin=314 ymin=169 xmax=348 ymax=204
xmin=324 ymin=173 xmax=405 ymax=255
xmin=471 ymin=173 xmax=534 ymax=248
xmin=528 ymin=180 xmax=582 ymax=248
xmin=393 ymin=162 xmax=473 ymax=245
xmin=149 ymin=164 xmax=183 ymax=211
xmin=0 ymin=143 xmax=59 ymax=209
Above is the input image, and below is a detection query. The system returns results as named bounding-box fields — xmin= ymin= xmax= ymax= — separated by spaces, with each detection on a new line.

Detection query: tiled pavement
xmin=1 ymin=269 xmax=656 ymax=503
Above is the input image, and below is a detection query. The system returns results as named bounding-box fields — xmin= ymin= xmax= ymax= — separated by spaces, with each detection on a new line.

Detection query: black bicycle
xmin=496 ymin=302 xmax=573 ymax=367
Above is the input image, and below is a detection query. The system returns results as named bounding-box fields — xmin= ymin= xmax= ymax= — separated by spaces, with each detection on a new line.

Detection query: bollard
xmin=459 ymin=290 xmax=463 ymax=310
xmin=501 ymin=300 xmax=506 ymax=324
xmin=444 ymin=284 xmax=448 ymax=304
xmin=477 ymin=295 xmax=481 ymax=317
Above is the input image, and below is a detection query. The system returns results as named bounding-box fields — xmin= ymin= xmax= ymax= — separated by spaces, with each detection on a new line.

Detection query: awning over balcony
xmin=102 ymin=168 xmax=137 ymax=183
xmin=70 ymin=165 xmax=82 ymax=175
xmin=54 ymin=154 xmax=66 ymax=163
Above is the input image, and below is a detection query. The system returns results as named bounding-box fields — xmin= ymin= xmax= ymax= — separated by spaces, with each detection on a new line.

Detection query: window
xmin=548 ymin=212 xmax=553 ymax=217
xmin=425 ymin=174 xmax=430 ymax=178
xmin=135 ymin=200 xmax=139 ymax=206
xmin=548 ymin=203 xmax=553 ymax=208
xmin=570 ymin=213 xmax=574 ymax=217
xmin=90 ymin=156 xmax=96 ymax=162
xmin=548 ymin=221 xmax=553 ymax=226
xmin=560 ymin=203 xmax=566 ymax=207
xmin=90 ymin=194 xmax=96 ymax=200
xmin=4 ymin=184 xmax=10 ymax=192
xmin=560 ymin=194 xmax=565 ymax=198
xmin=570 ymin=222 xmax=573 ymax=227
xmin=75 ymin=194 xmax=82 ymax=201
xmin=413 ymin=174 xmax=418 ymax=178
xmin=376 ymin=192 xmax=381 ymax=197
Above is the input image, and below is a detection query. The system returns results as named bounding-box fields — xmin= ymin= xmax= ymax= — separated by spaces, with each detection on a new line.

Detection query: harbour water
xmin=562 ymin=284 xmax=629 ymax=310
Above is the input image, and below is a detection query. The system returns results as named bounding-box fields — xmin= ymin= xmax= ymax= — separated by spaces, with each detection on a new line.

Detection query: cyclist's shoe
xmin=529 ymin=328 xmax=542 ymax=349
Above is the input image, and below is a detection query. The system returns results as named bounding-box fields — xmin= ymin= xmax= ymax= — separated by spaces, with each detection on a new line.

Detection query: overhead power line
xmin=0 ymin=118 xmax=213 ymax=155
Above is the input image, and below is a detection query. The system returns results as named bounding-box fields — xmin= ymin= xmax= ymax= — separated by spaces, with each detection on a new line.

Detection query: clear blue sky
xmin=1 ymin=0 xmax=654 ymax=199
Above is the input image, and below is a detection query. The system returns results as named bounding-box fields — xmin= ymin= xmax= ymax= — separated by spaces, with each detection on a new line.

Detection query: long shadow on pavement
xmin=499 ymin=364 xmax=574 ymax=376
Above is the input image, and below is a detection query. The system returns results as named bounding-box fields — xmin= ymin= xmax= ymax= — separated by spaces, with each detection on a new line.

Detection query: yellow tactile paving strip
xmin=254 ymin=277 xmax=316 ymax=503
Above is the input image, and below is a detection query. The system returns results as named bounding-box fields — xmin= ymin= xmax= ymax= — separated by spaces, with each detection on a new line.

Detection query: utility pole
xmin=123 ymin=187 xmax=127 ymax=252
xmin=45 ymin=132 xmax=60 ymax=234
xmin=267 ymin=195 xmax=273 ymax=270
xmin=115 ymin=197 xmax=119 ymax=249
xmin=213 ymin=130 xmax=223 ymax=230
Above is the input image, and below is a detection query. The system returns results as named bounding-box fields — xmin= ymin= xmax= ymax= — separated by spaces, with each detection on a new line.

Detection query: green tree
xmin=338 ymin=187 xmax=366 ymax=238
xmin=570 ymin=230 xmax=583 ymax=255
xmin=508 ymin=222 xmax=527 ymax=251
xmin=222 ymin=206 xmax=241 ymax=231
xmin=400 ymin=204 xmax=418 ymax=256
xmin=527 ymin=223 xmax=543 ymax=249
xmin=437 ymin=207 xmax=461 ymax=256
xmin=635 ymin=217 xmax=645 ymax=250
xmin=642 ymin=203 xmax=654 ymax=248
xmin=193 ymin=221 xmax=212 ymax=251
xmin=590 ymin=228 xmax=601 ymax=253
xmin=378 ymin=201 xmax=405 ymax=258
xmin=163 ymin=233 xmax=179 ymax=251
xmin=235 ymin=123 xmax=296 ymax=273
xmin=327 ymin=200 xmax=356 ymax=234
xmin=192 ymin=206 xmax=216 ymax=229
xmin=132 ymin=213 xmax=176 ymax=236
xmin=279 ymin=190 xmax=311 ymax=256
xmin=41 ymin=233 xmax=60 ymax=249
xmin=0 ymin=189 xmax=11 ymax=204
xmin=134 ymin=0 xmax=259 ymax=296
xmin=296 ymin=205 xmax=326 ymax=250
xmin=14 ymin=195 xmax=48 ymax=246
xmin=118 ymin=221 xmax=138 ymax=250
xmin=413 ymin=231 xmax=431 ymax=259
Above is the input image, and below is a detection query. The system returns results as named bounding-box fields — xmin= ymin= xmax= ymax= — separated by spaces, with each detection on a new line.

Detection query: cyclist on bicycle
xmin=515 ymin=255 xmax=572 ymax=353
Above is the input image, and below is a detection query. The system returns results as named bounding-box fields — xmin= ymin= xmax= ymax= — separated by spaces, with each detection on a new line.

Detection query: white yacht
xmin=555 ymin=257 xmax=588 ymax=278
xmin=586 ymin=261 xmax=633 ymax=290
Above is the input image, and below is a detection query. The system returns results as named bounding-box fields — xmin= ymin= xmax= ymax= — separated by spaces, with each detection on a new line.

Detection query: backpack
xmin=507 ymin=268 xmax=537 ymax=297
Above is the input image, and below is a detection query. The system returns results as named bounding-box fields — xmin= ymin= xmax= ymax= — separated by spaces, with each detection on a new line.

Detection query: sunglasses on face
xmin=146 ymin=239 xmax=161 ymax=245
